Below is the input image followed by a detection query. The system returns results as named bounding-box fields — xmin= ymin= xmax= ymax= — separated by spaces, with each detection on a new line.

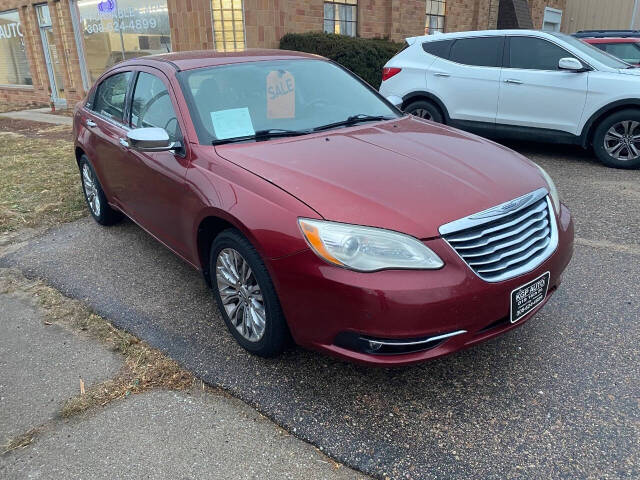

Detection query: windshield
xmin=550 ymin=32 xmax=631 ymax=69
xmin=179 ymin=59 xmax=399 ymax=144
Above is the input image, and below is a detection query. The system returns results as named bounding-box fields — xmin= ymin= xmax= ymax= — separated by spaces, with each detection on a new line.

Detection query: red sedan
xmin=582 ymin=37 xmax=640 ymax=66
xmin=73 ymin=49 xmax=574 ymax=366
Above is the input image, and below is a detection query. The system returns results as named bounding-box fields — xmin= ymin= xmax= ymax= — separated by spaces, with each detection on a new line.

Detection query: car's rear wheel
xmin=404 ymin=100 xmax=443 ymax=123
xmin=79 ymin=155 xmax=123 ymax=225
xmin=210 ymin=229 xmax=290 ymax=357
xmin=593 ymin=109 xmax=640 ymax=169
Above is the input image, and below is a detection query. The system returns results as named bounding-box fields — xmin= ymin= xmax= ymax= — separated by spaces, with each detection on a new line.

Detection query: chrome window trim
xmin=439 ymin=188 xmax=559 ymax=283
xmin=90 ymin=110 xmax=131 ymax=132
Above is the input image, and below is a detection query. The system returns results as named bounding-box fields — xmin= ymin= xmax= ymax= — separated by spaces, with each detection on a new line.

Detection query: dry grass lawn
xmin=0 ymin=125 xmax=86 ymax=233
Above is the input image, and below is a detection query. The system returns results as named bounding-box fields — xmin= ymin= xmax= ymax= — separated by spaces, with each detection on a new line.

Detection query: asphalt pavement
xmin=1 ymin=143 xmax=638 ymax=479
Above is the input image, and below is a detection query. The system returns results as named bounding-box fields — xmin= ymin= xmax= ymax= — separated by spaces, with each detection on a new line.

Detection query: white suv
xmin=380 ymin=29 xmax=640 ymax=169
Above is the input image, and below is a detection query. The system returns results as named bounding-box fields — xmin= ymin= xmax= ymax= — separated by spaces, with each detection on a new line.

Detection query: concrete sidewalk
xmin=0 ymin=108 xmax=72 ymax=126
xmin=0 ymin=269 xmax=366 ymax=480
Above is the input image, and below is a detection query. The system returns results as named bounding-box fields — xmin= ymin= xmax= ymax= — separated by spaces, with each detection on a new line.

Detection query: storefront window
xmin=0 ymin=10 xmax=32 ymax=86
xmin=73 ymin=0 xmax=171 ymax=83
xmin=211 ymin=0 xmax=245 ymax=51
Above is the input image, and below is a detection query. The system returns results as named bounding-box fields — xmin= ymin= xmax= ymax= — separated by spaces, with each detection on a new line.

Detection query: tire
xmin=404 ymin=100 xmax=444 ymax=123
xmin=210 ymin=229 xmax=290 ymax=357
xmin=78 ymin=155 xmax=123 ymax=225
xmin=592 ymin=109 xmax=640 ymax=169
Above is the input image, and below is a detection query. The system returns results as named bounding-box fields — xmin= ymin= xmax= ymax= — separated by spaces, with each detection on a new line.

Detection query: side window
xmin=92 ymin=72 xmax=132 ymax=123
xmin=449 ymin=37 xmax=503 ymax=67
xmin=422 ymin=40 xmax=453 ymax=59
xmin=508 ymin=37 xmax=572 ymax=70
xmin=130 ymin=72 xmax=182 ymax=143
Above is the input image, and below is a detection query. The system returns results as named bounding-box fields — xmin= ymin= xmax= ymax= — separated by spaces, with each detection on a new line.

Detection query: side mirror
xmin=126 ymin=127 xmax=179 ymax=152
xmin=558 ymin=57 xmax=585 ymax=72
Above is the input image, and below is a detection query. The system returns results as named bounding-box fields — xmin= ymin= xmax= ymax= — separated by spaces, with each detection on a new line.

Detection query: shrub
xmin=279 ymin=32 xmax=404 ymax=88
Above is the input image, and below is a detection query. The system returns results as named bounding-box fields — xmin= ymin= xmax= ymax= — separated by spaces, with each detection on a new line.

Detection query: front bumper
xmin=269 ymin=204 xmax=574 ymax=366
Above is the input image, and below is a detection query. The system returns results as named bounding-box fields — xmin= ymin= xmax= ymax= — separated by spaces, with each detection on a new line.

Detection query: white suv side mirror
xmin=558 ymin=57 xmax=585 ymax=72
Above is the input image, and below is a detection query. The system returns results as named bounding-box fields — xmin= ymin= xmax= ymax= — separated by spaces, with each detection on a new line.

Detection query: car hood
xmin=214 ymin=117 xmax=547 ymax=238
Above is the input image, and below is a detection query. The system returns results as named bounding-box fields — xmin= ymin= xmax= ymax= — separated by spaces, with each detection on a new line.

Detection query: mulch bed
xmin=0 ymin=117 xmax=72 ymax=142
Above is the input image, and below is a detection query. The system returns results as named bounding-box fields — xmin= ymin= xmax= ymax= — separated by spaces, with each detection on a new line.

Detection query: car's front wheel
xmin=79 ymin=155 xmax=123 ymax=225
xmin=210 ymin=229 xmax=290 ymax=357
xmin=404 ymin=99 xmax=443 ymax=123
xmin=593 ymin=109 xmax=640 ymax=169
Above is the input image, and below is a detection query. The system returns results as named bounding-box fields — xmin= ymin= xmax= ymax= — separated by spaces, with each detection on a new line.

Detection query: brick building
xmin=0 ymin=0 xmax=565 ymax=108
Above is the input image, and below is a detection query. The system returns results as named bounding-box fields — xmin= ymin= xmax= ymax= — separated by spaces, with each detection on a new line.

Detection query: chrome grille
xmin=439 ymin=188 xmax=558 ymax=282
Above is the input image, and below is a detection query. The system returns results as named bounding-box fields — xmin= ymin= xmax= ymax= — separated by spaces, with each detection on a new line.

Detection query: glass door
xmin=36 ymin=4 xmax=66 ymax=105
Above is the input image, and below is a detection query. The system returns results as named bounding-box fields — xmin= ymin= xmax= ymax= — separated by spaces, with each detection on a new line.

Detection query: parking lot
xmin=1 ymin=140 xmax=638 ymax=479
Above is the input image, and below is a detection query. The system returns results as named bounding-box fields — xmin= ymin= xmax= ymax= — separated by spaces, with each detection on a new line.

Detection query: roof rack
xmin=573 ymin=30 xmax=640 ymax=38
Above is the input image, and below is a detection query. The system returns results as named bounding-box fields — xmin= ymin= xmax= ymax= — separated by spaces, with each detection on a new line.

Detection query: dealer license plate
xmin=510 ymin=272 xmax=550 ymax=323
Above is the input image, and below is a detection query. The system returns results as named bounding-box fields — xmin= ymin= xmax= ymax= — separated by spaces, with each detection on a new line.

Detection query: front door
xmin=497 ymin=36 xmax=588 ymax=135
xmin=122 ymin=68 xmax=191 ymax=257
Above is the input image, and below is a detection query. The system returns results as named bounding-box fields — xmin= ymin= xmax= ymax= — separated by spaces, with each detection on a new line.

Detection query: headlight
xmin=298 ymin=218 xmax=444 ymax=272
xmin=536 ymin=165 xmax=561 ymax=213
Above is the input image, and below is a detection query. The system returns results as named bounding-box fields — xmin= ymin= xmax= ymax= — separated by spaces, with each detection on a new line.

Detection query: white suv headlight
xmin=298 ymin=218 xmax=444 ymax=272
xmin=536 ymin=164 xmax=561 ymax=213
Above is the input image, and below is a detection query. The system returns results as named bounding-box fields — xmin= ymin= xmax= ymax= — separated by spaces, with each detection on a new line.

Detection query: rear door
xmin=497 ymin=35 xmax=588 ymax=134
xmin=83 ymin=70 xmax=134 ymax=205
xmin=427 ymin=35 xmax=504 ymax=125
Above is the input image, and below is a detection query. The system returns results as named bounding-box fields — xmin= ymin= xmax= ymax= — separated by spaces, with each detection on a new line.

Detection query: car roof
xmin=118 ymin=48 xmax=321 ymax=72
xmin=413 ymin=29 xmax=560 ymax=43
xmin=574 ymin=29 xmax=640 ymax=38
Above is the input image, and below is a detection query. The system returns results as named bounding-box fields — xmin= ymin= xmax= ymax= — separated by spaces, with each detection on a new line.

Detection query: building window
xmin=0 ymin=9 xmax=32 ymax=86
xmin=426 ymin=0 xmax=446 ymax=34
xmin=324 ymin=1 xmax=357 ymax=37
xmin=212 ymin=0 xmax=245 ymax=51
xmin=72 ymin=0 xmax=172 ymax=83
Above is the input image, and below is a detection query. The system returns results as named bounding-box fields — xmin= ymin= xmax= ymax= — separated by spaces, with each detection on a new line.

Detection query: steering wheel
xmin=163 ymin=117 xmax=178 ymax=139
xmin=136 ymin=90 xmax=170 ymax=128
xmin=300 ymin=98 xmax=331 ymax=117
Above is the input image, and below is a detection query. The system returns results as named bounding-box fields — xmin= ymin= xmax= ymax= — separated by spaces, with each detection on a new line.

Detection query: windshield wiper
xmin=212 ymin=128 xmax=312 ymax=145
xmin=312 ymin=114 xmax=396 ymax=132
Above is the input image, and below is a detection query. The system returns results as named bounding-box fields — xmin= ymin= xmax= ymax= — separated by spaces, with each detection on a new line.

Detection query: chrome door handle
xmin=85 ymin=119 xmax=97 ymax=127
xmin=434 ymin=72 xmax=450 ymax=77
xmin=119 ymin=138 xmax=129 ymax=148
xmin=504 ymin=79 xmax=523 ymax=85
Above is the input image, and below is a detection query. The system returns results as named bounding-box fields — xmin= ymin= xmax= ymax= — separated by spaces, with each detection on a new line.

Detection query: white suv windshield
xmin=551 ymin=33 xmax=631 ymax=69
xmin=179 ymin=59 xmax=399 ymax=144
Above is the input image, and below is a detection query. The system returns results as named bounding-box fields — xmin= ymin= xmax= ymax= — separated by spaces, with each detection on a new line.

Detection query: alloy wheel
xmin=215 ymin=247 xmax=266 ymax=342
xmin=604 ymin=120 xmax=640 ymax=161
xmin=82 ymin=164 xmax=101 ymax=216
xmin=413 ymin=108 xmax=433 ymax=121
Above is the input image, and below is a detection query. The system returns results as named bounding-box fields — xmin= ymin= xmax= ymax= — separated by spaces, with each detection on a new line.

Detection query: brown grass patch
xmin=0 ymin=103 xmax=48 ymax=114
xmin=1 ymin=427 xmax=44 ymax=454
xmin=0 ymin=118 xmax=72 ymax=141
xmin=0 ymin=128 xmax=85 ymax=232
